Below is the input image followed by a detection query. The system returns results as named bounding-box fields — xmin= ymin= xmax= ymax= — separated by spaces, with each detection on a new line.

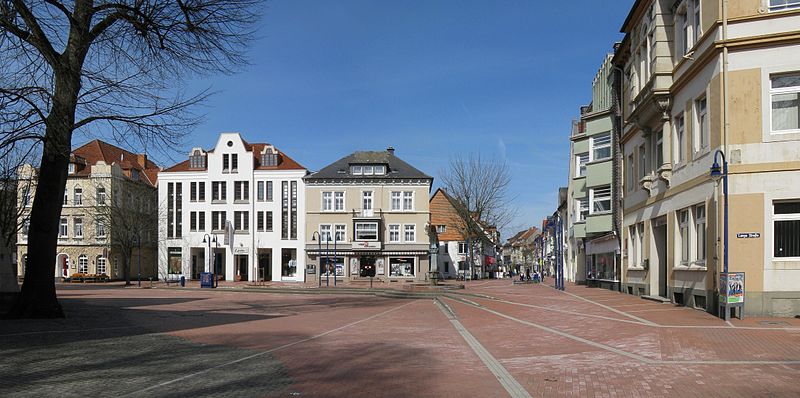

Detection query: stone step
xmin=641 ymin=295 xmax=672 ymax=303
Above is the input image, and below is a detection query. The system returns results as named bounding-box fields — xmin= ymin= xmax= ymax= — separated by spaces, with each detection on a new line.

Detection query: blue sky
xmin=156 ymin=0 xmax=631 ymax=237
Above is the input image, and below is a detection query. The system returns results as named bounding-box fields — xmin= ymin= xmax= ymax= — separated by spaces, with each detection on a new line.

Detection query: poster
xmin=376 ymin=258 xmax=385 ymax=275
xmin=720 ymin=272 xmax=745 ymax=305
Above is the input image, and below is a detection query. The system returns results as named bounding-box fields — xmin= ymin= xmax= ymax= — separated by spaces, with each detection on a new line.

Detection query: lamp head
xmin=710 ymin=161 xmax=722 ymax=182
xmin=202 ymin=236 xmax=207 ymax=243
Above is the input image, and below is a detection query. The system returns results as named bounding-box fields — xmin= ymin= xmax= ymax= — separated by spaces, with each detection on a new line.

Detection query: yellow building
xmin=616 ymin=0 xmax=800 ymax=316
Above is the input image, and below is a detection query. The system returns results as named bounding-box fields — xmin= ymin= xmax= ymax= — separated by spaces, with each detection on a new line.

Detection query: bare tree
xmin=1 ymin=0 xmax=261 ymax=317
xmin=440 ymin=153 xmax=516 ymax=279
xmin=0 ymin=143 xmax=38 ymax=296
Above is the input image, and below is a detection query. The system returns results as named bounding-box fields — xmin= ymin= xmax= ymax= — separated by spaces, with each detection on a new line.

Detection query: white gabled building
xmin=158 ymin=132 xmax=308 ymax=282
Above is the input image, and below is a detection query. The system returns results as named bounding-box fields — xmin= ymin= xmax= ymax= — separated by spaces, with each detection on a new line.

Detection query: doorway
xmin=235 ymin=255 xmax=248 ymax=281
xmin=258 ymin=251 xmax=272 ymax=281
xmin=360 ymin=255 xmax=376 ymax=277
xmin=214 ymin=250 xmax=225 ymax=280
xmin=653 ymin=217 xmax=668 ymax=298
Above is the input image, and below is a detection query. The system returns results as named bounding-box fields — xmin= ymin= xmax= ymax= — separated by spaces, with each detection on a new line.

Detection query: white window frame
xmin=773 ymin=201 xmax=800 ymax=259
xmin=626 ymin=153 xmax=635 ymax=192
xmin=694 ymin=204 xmax=706 ymax=266
xmin=769 ymin=73 xmax=800 ymax=134
xmin=575 ymin=197 xmax=589 ymax=222
xmin=674 ymin=114 xmax=686 ymax=165
xmin=458 ymin=242 xmax=468 ymax=255
xmin=374 ymin=165 xmax=386 ymax=175
xmin=96 ymin=219 xmax=106 ymax=238
xmin=97 ymin=256 xmax=107 ymax=275
xmin=436 ymin=225 xmax=446 ymax=234
xmin=678 ymin=209 xmax=692 ymax=266
xmin=74 ymin=218 xmax=83 ymax=238
xmin=74 ymin=186 xmax=83 ymax=206
xmin=694 ymin=95 xmax=709 ymax=152
xmin=322 ymin=191 xmax=333 ymax=212
xmin=589 ymin=186 xmax=611 ymax=214
xmin=334 ymin=191 xmax=345 ymax=211
xmin=335 ymin=224 xmax=347 ymax=242
xmin=403 ymin=224 xmax=416 ymax=243
xmin=769 ymin=0 xmax=800 ymax=12
xmin=78 ymin=255 xmax=88 ymax=274
xmin=351 ymin=165 xmax=363 ymax=175
xmin=388 ymin=224 xmax=400 ymax=243
xmin=575 ymin=152 xmax=589 ymax=177
xmin=590 ymin=133 xmax=611 ymax=161
xmin=638 ymin=144 xmax=647 ymax=180
xmin=355 ymin=222 xmax=378 ymax=241
xmin=59 ymin=218 xmax=68 ymax=238
xmin=402 ymin=191 xmax=414 ymax=211
xmin=390 ymin=191 xmax=402 ymax=211
xmin=320 ymin=224 xmax=333 ymax=242
xmin=362 ymin=191 xmax=373 ymax=215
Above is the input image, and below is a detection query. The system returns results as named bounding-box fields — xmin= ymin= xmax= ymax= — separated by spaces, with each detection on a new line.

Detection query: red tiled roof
xmin=72 ymin=139 xmax=160 ymax=186
xmin=161 ymin=142 xmax=306 ymax=173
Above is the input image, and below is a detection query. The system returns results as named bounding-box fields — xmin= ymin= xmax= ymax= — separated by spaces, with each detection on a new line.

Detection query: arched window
xmin=78 ymin=255 xmax=88 ymax=274
xmin=262 ymin=147 xmax=278 ymax=167
xmin=96 ymin=256 xmax=107 ymax=275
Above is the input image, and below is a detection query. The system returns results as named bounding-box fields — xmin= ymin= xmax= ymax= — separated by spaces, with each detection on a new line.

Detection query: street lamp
xmin=311 ymin=231 xmax=323 ymax=287
xmin=202 ymin=234 xmax=218 ymax=287
xmin=710 ymin=150 xmax=729 ymax=274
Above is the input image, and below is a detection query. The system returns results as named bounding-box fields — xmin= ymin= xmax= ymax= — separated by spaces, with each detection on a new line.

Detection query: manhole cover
xmin=758 ymin=321 xmax=790 ymax=326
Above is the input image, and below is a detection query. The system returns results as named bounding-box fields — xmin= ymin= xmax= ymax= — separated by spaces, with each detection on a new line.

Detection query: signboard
xmin=720 ymin=272 xmax=745 ymax=305
xmin=376 ymin=258 xmax=385 ymax=275
xmin=352 ymin=241 xmax=382 ymax=250
xmin=736 ymin=232 xmax=760 ymax=239
xmin=233 ymin=247 xmax=249 ymax=255
xmin=200 ymin=272 xmax=215 ymax=288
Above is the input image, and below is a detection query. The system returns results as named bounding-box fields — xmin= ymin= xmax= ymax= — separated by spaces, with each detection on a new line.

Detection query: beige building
xmin=616 ymin=0 xmax=800 ymax=316
xmin=304 ymin=147 xmax=433 ymax=284
xmin=16 ymin=140 xmax=159 ymax=280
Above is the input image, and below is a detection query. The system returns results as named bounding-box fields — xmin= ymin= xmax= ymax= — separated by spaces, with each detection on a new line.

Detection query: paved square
xmin=1 ymin=281 xmax=799 ymax=397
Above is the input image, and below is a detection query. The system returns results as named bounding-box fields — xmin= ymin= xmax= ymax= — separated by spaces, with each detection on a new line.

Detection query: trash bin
xmin=180 ymin=276 xmax=186 ymax=287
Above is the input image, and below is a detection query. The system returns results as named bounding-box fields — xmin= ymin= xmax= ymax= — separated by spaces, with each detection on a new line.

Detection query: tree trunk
xmin=123 ymin=252 xmax=131 ymax=286
xmin=8 ymin=70 xmax=80 ymax=318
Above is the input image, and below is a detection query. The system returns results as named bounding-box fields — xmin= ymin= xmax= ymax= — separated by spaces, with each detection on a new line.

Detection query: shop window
xmin=282 ymin=248 xmax=297 ymax=277
xmin=389 ymin=257 xmax=415 ymax=277
xmin=321 ymin=256 xmax=344 ymax=277
xmin=168 ymin=247 xmax=182 ymax=274
xmin=774 ymin=201 xmax=800 ymax=258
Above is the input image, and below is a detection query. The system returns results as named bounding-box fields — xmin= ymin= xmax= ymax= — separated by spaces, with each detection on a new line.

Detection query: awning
xmin=306 ymin=249 xmax=429 ymax=256
xmin=485 ymin=256 xmax=496 ymax=264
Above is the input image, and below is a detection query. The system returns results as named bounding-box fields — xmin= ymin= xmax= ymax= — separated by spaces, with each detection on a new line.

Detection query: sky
xmin=121 ymin=0 xmax=633 ymax=238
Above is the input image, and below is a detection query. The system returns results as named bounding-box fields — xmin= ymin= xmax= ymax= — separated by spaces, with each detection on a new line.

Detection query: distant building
xmin=16 ymin=140 xmax=160 ymax=280
xmin=303 ymin=147 xmax=433 ymax=283
xmin=158 ymin=132 xmax=308 ymax=282
xmin=503 ymin=226 xmax=539 ymax=275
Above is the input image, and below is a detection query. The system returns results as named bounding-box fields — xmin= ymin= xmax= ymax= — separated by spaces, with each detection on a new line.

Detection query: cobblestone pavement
xmin=1 ymin=281 xmax=799 ymax=397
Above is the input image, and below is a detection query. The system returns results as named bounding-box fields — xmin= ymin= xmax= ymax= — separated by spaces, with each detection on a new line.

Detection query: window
xmin=355 ymin=222 xmax=378 ymax=241
xmin=674 ymin=114 xmax=685 ymax=164
xmin=770 ymin=0 xmax=800 ymax=11
xmin=774 ymin=201 xmax=800 ymax=258
xmin=59 ymin=218 xmax=68 ymax=238
xmin=262 ymin=148 xmax=278 ymax=166
xmin=97 ymin=257 xmax=107 ymax=275
xmin=655 ymin=131 xmax=664 ymax=168
xmin=362 ymin=191 xmax=373 ymax=215
xmin=190 ymin=211 xmax=198 ymax=231
xmin=63 ymin=188 xmax=68 ymax=205
xmin=231 ymin=154 xmax=238 ymax=172
xmin=282 ymin=248 xmax=297 ymax=277
xmin=676 ymin=0 xmax=701 ymax=56
xmin=322 ymin=191 xmax=333 ymax=211
xmin=190 ymin=182 xmax=197 ymax=201
xmin=458 ymin=242 xmax=468 ymax=255
xmin=679 ymin=209 xmax=691 ymax=266
xmin=695 ymin=96 xmax=708 ymax=151
xmin=198 ymin=182 xmax=205 ymax=202
xmin=78 ymin=255 xmax=88 ymax=274
xmin=404 ymin=224 xmax=416 ymax=242
xmin=320 ymin=224 xmax=332 ymax=242
xmin=436 ymin=225 xmax=446 ymax=234
xmin=198 ymin=211 xmax=205 ymax=231
xmin=212 ymin=181 xmax=226 ymax=202
xmin=626 ymin=154 xmax=635 ymax=191
xmin=590 ymin=186 xmax=611 ymax=214
xmin=335 ymin=224 xmax=346 ymax=242
xmin=131 ymin=169 xmax=139 ymax=181
xmin=96 ymin=219 xmax=106 ymax=238
xmin=68 ymin=163 xmax=76 ymax=174
xmin=266 ymin=211 xmax=273 ymax=231
xmin=444 ymin=261 xmax=450 ymax=273
xmin=575 ymin=197 xmax=589 ymax=222
xmin=352 ymin=165 xmax=363 ymax=175
xmin=576 ymin=153 xmax=589 ymax=177
xmin=638 ymin=144 xmax=647 ymax=180
xmin=234 ymin=211 xmax=249 ymax=231
xmin=266 ymin=181 xmax=273 ymax=201
xmin=22 ymin=218 xmax=30 ymax=237
xmin=74 ymin=218 xmax=83 ymax=238
xmin=234 ymin=181 xmax=249 ymax=201
xmin=257 ymin=211 xmax=265 ymax=231
xmin=389 ymin=257 xmax=415 ymax=277
xmin=443 ymin=243 xmax=449 ymax=254
xmin=257 ymin=181 xmax=264 ymax=201
xmin=74 ymin=187 xmax=83 ymax=205
xmin=389 ymin=224 xmax=400 ymax=242
xmin=628 ymin=225 xmax=638 ymax=269
xmin=374 ymin=165 xmax=386 ymax=175
xmin=770 ymin=73 xmax=800 ymax=133
xmin=96 ymin=186 xmax=106 ymax=205
xmin=189 ymin=150 xmax=206 ymax=168
xmin=391 ymin=191 xmax=401 ymax=210
xmin=403 ymin=191 xmax=413 ymax=211
xmin=175 ymin=182 xmax=182 ymax=238
xmin=334 ymin=191 xmax=344 ymax=211
xmin=591 ymin=133 xmax=611 ymax=161
xmin=168 ymin=247 xmax=182 ymax=274
xmin=211 ymin=211 xmax=226 ymax=231
xmin=364 ymin=165 xmax=374 ymax=175
xmin=695 ymin=205 xmax=706 ymax=264
xmin=223 ymin=154 xmax=229 ymax=171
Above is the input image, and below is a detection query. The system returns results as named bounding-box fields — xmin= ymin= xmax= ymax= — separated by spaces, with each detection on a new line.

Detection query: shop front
xmin=585 ymin=235 xmax=619 ymax=291
xmin=306 ymin=249 xmax=428 ymax=283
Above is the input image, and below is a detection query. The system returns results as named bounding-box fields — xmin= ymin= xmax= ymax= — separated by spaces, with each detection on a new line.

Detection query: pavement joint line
xmin=433 ymin=299 xmax=532 ymax=398
xmin=481 ymin=297 xmax=650 ymax=326
xmin=123 ymin=300 xmax=418 ymax=397
xmin=543 ymin=284 xmax=660 ymax=326
xmin=443 ymin=297 xmax=658 ymax=365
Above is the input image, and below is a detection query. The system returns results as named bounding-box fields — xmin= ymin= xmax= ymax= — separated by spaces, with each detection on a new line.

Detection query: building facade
xmin=158 ymin=133 xmax=308 ymax=282
xmin=616 ymin=0 xmax=800 ymax=316
xmin=567 ymin=55 xmax=621 ymax=289
xmin=503 ymin=226 xmax=539 ymax=276
xmin=303 ymin=148 xmax=433 ymax=283
xmin=16 ymin=140 xmax=160 ymax=280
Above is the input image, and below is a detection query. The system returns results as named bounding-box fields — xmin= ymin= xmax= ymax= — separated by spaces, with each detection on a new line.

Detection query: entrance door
xmin=654 ymin=222 xmax=668 ymax=298
xmin=236 ymin=255 xmax=248 ymax=281
xmin=214 ymin=252 xmax=225 ymax=280
xmin=360 ymin=256 xmax=376 ymax=277
xmin=258 ymin=253 xmax=271 ymax=281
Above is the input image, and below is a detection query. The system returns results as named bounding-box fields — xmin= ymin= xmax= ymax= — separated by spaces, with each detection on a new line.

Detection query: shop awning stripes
xmin=306 ymin=249 xmax=429 ymax=256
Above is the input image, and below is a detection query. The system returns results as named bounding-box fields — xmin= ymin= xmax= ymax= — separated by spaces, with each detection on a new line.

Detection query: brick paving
xmin=1 ymin=280 xmax=798 ymax=397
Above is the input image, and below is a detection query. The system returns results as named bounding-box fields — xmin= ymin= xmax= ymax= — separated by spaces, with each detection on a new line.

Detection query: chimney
xmin=387 ymin=146 xmax=395 ymax=155
xmin=137 ymin=153 xmax=147 ymax=167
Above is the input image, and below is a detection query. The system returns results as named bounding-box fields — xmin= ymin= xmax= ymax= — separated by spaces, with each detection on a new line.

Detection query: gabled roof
xmin=305 ymin=149 xmax=432 ymax=181
xmin=161 ymin=142 xmax=306 ymax=173
xmin=72 ymin=139 xmax=160 ymax=186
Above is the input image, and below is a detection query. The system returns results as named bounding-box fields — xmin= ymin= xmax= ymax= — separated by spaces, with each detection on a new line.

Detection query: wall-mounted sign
xmin=352 ymin=241 xmax=381 ymax=250
xmin=736 ymin=232 xmax=760 ymax=239
xmin=720 ymin=272 xmax=745 ymax=305
xmin=233 ymin=247 xmax=249 ymax=255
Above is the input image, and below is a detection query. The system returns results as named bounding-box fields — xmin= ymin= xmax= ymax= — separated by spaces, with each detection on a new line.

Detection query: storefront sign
xmin=352 ymin=241 xmax=381 ymax=250
xmin=233 ymin=247 xmax=249 ymax=255
xmin=736 ymin=232 xmax=760 ymax=239
xmin=720 ymin=272 xmax=745 ymax=304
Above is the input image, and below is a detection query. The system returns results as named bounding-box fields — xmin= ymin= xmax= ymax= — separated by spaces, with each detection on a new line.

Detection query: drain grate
xmin=758 ymin=320 xmax=790 ymax=326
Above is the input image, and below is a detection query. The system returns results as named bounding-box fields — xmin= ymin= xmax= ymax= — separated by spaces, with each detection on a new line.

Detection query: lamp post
xmin=202 ymin=234 xmax=218 ymax=287
xmin=311 ymin=231 xmax=322 ymax=287
xmin=710 ymin=150 xmax=729 ymax=274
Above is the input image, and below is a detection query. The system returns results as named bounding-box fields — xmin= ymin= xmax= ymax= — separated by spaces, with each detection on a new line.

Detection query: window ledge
xmin=573 ymin=175 xmax=587 ymax=180
xmin=627 ymin=266 xmax=646 ymax=271
xmin=588 ymin=211 xmax=612 ymax=217
xmin=587 ymin=158 xmax=611 ymax=166
xmin=211 ymin=200 xmax=227 ymax=204
xmin=234 ymin=200 xmax=249 ymax=204
xmin=673 ymin=265 xmax=707 ymax=272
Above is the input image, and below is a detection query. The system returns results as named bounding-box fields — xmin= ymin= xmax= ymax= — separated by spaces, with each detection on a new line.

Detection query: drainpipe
xmin=719 ymin=0 xmax=730 ymax=307
xmin=611 ymin=61 xmax=625 ymax=293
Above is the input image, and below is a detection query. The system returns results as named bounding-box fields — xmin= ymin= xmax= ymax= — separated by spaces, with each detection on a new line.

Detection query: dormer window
xmin=374 ymin=165 xmax=386 ymax=175
xmin=352 ymin=165 xmax=363 ymax=175
xmin=261 ymin=146 xmax=279 ymax=167
xmin=189 ymin=148 xmax=206 ymax=169
xmin=351 ymin=164 xmax=387 ymax=176
xmin=68 ymin=164 xmax=76 ymax=174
